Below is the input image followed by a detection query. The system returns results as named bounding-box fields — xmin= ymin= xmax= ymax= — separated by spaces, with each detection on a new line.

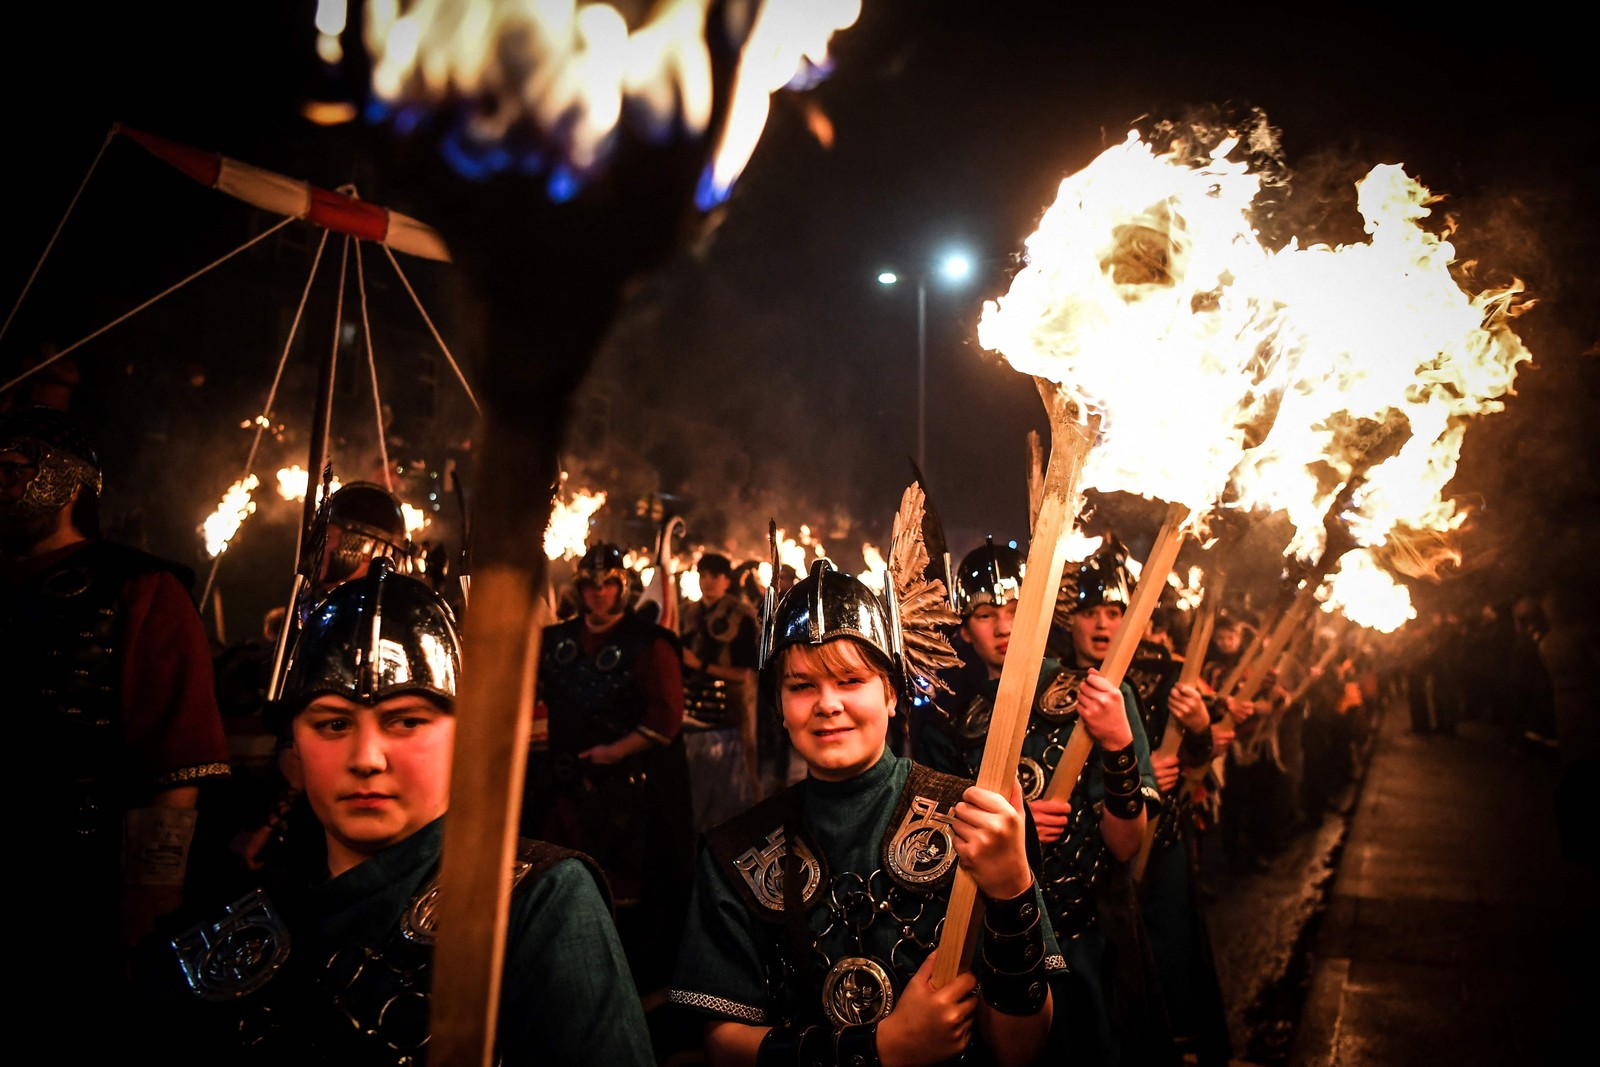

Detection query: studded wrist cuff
xmin=757 ymin=1023 xmax=880 ymax=1067
xmin=981 ymin=884 xmax=1041 ymax=937
xmin=1180 ymin=725 xmax=1215 ymax=765
xmin=1102 ymin=788 xmax=1144 ymax=821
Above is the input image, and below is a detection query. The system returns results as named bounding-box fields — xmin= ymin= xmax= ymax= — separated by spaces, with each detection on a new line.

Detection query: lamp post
xmin=878 ymin=252 xmax=972 ymax=474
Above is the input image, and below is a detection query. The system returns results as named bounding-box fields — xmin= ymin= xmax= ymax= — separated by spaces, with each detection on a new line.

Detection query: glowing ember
xmin=543 ymin=476 xmax=606 ymax=560
xmin=1317 ymin=548 xmax=1416 ymax=633
xmin=202 ymin=475 xmax=259 ymax=558
xmin=356 ymin=0 xmax=858 ymax=200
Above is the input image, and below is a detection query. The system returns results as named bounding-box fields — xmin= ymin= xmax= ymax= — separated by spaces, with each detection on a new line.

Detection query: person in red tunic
xmin=1 ymin=405 xmax=230 ymax=1057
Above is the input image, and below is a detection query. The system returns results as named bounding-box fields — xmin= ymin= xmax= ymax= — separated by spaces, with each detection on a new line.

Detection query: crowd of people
xmin=7 ymin=399 xmax=1583 ymax=1066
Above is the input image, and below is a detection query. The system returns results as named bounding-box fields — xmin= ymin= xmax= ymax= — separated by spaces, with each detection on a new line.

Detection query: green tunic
xmin=669 ymin=751 xmax=1065 ymax=1044
xmin=146 ymin=817 xmax=654 ymax=1066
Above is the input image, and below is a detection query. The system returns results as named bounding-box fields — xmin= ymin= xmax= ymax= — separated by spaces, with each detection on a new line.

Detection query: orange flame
xmin=358 ymin=0 xmax=858 ymax=198
xmin=544 ymin=473 xmax=606 ymax=560
xmin=202 ymin=475 xmax=259 ymax=558
xmin=1317 ymin=548 xmax=1416 ymax=633
xmin=858 ymin=542 xmax=887 ymax=594
xmin=981 ymin=124 xmax=1533 ymax=584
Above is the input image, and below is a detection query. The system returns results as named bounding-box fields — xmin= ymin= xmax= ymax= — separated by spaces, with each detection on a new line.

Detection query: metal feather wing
xmin=890 ymin=481 xmax=963 ymax=697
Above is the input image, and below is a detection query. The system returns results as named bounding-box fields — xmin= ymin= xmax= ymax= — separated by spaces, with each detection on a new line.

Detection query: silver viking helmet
xmin=759 ymin=557 xmax=905 ymax=695
xmin=952 ymin=537 xmax=1026 ymax=616
xmin=758 ymin=484 xmax=962 ymax=712
xmin=1068 ymin=536 xmax=1133 ymax=612
xmin=270 ymin=556 xmax=460 ymax=732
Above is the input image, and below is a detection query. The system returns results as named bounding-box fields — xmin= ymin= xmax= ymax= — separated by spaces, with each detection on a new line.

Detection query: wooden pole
xmin=931 ymin=381 xmax=1096 ymax=988
xmin=1132 ymin=565 xmax=1227 ymax=881
xmin=1039 ymin=502 xmax=1189 ymax=804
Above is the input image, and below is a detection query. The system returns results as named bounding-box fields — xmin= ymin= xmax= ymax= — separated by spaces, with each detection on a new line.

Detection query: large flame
xmin=1317 ymin=548 xmax=1416 ymax=634
xmin=977 ymin=129 xmax=1285 ymax=523
xmin=1229 ymin=165 xmax=1532 ymax=563
xmin=544 ymin=475 xmax=607 ymax=560
xmin=358 ymin=0 xmax=858 ymax=200
xmin=981 ymin=124 xmax=1532 ymax=600
xmin=202 ymin=475 xmax=260 ymax=558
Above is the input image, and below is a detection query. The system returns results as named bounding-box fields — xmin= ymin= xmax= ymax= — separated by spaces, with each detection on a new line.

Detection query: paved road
xmin=1201 ymin=695 xmax=1598 ymax=1066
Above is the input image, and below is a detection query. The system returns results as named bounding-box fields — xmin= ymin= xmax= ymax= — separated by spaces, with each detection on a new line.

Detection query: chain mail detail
xmin=1152 ymin=793 xmax=1188 ymax=851
xmin=666 ymin=989 xmax=768 ymax=1024
xmin=763 ymin=866 xmax=944 ymax=1026
xmin=1025 ymin=678 xmax=1107 ymax=943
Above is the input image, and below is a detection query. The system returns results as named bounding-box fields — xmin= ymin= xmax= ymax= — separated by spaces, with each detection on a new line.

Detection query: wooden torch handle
xmin=931 ymin=384 xmax=1097 ymax=988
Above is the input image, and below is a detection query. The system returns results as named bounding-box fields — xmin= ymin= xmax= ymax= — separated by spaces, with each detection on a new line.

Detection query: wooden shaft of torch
xmin=1132 ymin=568 xmax=1226 ymax=882
xmin=930 ymin=388 xmax=1096 ymax=989
xmin=1231 ymin=589 xmax=1315 ymax=716
xmin=1039 ymin=503 xmax=1189 ymax=804
xmin=431 ymin=567 xmax=545 ymax=1064
xmin=1285 ymin=621 xmax=1347 ymax=706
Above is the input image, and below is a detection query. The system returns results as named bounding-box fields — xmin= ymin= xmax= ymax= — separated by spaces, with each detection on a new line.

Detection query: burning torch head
xmin=0 ymin=405 xmax=102 ymax=526
xmin=759 ymin=558 xmax=905 ymax=714
xmin=316 ymin=481 xmax=413 ymax=586
xmin=268 ymin=556 xmax=461 ymax=735
xmin=953 ymin=538 xmax=1026 ymax=617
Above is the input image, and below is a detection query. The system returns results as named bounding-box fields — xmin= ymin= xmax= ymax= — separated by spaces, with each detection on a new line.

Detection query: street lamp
xmin=878 ymin=251 xmax=974 ymax=473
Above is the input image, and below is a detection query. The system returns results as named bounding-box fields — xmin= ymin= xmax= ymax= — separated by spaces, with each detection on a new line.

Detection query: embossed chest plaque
xmin=1036 ymin=669 xmax=1084 ymax=723
xmin=172 ymin=889 xmax=292 ymax=1002
xmin=1017 ymin=755 xmax=1047 ymax=802
xmin=822 ymin=956 xmax=895 ymax=1027
xmin=887 ymin=795 xmax=957 ymax=885
xmin=733 ymin=828 xmax=822 ymax=912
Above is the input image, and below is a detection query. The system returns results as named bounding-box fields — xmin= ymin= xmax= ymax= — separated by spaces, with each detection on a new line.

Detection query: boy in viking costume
xmin=145 ymin=558 xmax=654 ymax=1065
xmin=669 ymin=488 xmax=1063 ymax=1067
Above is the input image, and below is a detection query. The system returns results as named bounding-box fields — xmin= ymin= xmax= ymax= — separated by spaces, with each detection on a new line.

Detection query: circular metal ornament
xmin=1017 ymin=755 xmax=1047 ymax=801
xmin=195 ymin=920 xmax=291 ymax=1001
xmin=887 ymin=820 xmax=957 ymax=886
xmin=1035 ymin=669 xmax=1084 ymax=723
xmin=821 ymin=956 xmax=895 ymax=1026
xmin=551 ymin=636 xmax=580 ymax=667
xmin=957 ymin=694 xmax=994 ymax=742
xmin=595 ymin=644 xmax=624 ymax=672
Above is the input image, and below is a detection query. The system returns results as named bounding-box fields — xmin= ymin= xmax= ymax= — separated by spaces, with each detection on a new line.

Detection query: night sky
xmin=4 ymin=1 xmax=1595 ymax=639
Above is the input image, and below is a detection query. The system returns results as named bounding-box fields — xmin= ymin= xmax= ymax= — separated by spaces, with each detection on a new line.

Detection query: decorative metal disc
xmin=733 ymin=830 xmax=822 ymax=912
xmin=1017 ymin=755 xmax=1047 ymax=801
xmin=1035 ymin=669 xmax=1084 ymax=723
xmin=886 ymin=796 xmax=957 ymax=885
xmin=957 ymin=693 xmax=994 ymax=742
xmin=595 ymin=644 xmax=624 ymax=671
xmin=821 ymin=956 xmax=895 ymax=1027
xmin=172 ymin=889 xmax=292 ymax=1002
xmin=552 ymin=636 xmax=580 ymax=666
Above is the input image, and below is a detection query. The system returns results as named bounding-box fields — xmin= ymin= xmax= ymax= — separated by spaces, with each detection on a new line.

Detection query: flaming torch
xmin=975 ymin=123 xmax=1303 ymax=813
xmin=338 ymin=3 xmax=862 ymax=1057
